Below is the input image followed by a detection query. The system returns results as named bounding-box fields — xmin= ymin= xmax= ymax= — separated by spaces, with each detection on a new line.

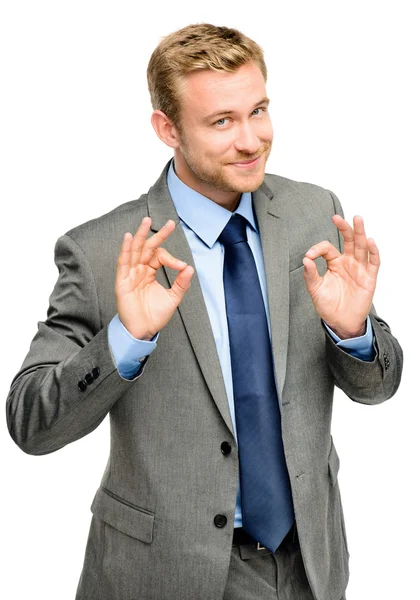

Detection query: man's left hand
xmin=303 ymin=215 xmax=380 ymax=340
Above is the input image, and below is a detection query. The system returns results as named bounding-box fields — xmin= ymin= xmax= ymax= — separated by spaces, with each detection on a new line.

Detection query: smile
xmin=230 ymin=155 xmax=261 ymax=168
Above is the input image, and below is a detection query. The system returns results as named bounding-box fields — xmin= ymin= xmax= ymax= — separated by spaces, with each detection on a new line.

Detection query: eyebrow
xmin=204 ymin=97 xmax=270 ymax=122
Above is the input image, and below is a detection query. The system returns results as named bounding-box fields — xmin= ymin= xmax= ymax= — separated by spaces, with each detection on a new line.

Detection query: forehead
xmin=179 ymin=61 xmax=267 ymax=119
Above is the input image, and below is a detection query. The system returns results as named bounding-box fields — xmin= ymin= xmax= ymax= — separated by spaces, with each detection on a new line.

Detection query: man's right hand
xmin=115 ymin=217 xmax=194 ymax=340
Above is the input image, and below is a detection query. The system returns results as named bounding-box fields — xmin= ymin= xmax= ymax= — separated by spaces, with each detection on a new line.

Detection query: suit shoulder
xmin=262 ymin=172 xmax=344 ymax=222
xmin=63 ymin=195 xmax=149 ymax=248
xmin=264 ymin=172 xmax=337 ymax=206
xmin=262 ymin=172 xmax=344 ymax=251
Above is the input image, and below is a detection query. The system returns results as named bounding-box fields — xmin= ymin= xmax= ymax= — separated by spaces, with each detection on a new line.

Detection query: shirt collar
xmin=166 ymin=158 xmax=258 ymax=248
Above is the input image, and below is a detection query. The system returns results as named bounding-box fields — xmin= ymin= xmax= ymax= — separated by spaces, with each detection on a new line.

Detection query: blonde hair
xmin=147 ymin=23 xmax=267 ymax=130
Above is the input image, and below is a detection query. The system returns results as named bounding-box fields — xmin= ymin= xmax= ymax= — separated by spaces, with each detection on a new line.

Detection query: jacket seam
xmin=64 ymin=233 xmax=103 ymax=330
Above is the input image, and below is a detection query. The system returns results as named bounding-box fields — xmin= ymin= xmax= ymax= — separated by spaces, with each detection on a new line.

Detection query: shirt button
xmin=214 ymin=514 xmax=227 ymax=528
xmin=220 ymin=442 xmax=232 ymax=456
xmin=92 ymin=367 xmax=100 ymax=379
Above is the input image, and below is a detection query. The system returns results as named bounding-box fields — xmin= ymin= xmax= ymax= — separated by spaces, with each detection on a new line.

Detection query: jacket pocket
xmin=91 ymin=487 xmax=154 ymax=543
xmin=328 ymin=438 xmax=340 ymax=486
xmin=289 ymin=250 xmax=307 ymax=272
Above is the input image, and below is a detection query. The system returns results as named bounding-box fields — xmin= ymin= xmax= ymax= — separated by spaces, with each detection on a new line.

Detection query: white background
xmin=1 ymin=1 xmax=418 ymax=598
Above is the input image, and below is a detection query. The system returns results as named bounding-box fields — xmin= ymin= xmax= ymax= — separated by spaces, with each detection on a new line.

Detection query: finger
xmin=302 ymin=257 xmax=322 ymax=293
xmin=352 ymin=215 xmax=368 ymax=265
xmin=167 ymin=266 xmax=195 ymax=305
xmin=149 ymin=247 xmax=188 ymax=271
xmin=140 ymin=219 xmax=177 ymax=265
xmin=332 ymin=214 xmax=355 ymax=256
xmin=130 ymin=217 xmax=153 ymax=267
xmin=116 ymin=232 xmax=133 ymax=281
xmin=366 ymin=238 xmax=381 ymax=278
xmin=305 ymin=240 xmax=341 ymax=263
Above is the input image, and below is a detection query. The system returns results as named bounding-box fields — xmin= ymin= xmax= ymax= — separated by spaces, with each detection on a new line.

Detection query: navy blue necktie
xmin=219 ymin=213 xmax=295 ymax=552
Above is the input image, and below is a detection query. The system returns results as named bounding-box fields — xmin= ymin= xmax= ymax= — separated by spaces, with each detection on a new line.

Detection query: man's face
xmin=174 ymin=60 xmax=273 ymax=205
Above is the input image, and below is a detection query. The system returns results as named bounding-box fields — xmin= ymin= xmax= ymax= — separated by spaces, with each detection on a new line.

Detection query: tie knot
xmin=218 ymin=213 xmax=248 ymax=246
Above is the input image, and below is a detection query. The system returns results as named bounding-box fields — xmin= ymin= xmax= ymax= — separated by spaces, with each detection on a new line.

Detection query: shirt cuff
xmin=323 ymin=316 xmax=375 ymax=361
xmin=108 ymin=314 xmax=159 ymax=379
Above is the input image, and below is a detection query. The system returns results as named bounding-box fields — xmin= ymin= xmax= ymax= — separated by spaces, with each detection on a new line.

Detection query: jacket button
xmin=78 ymin=380 xmax=87 ymax=392
xmin=214 ymin=514 xmax=227 ymax=528
xmin=221 ymin=442 xmax=232 ymax=456
xmin=92 ymin=367 xmax=100 ymax=379
xmin=85 ymin=373 xmax=94 ymax=385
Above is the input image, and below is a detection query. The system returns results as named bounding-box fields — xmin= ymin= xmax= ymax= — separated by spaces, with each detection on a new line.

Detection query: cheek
xmin=200 ymin=133 xmax=234 ymax=160
xmin=258 ymin=118 xmax=273 ymax=141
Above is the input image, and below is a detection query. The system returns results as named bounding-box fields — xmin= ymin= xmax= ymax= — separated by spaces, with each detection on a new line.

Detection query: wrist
xmin=118 ymin=316 xmax=155 ymax=341
xmin=327 ymin=321 xmax=367 ymax=340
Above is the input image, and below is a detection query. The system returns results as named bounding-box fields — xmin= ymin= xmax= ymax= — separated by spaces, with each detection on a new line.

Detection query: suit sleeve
xmin=324 ymin=191 xmax=403 ymax=404
xmin=6 ymin=234 xmax=144 ymax=455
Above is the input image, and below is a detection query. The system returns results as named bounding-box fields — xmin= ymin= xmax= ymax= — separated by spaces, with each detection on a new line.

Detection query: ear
xmin=151 ymin=110 xmax=181 ymax=148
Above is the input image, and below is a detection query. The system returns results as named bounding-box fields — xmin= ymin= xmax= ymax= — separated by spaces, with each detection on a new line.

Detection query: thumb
xmin=302 ymin=257 xmax=322 ymax=294
xmin=167 ymin=265 xmax=195 ymax=305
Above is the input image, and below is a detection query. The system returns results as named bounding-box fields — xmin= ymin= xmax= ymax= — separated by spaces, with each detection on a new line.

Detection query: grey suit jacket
xmin=6 ymin=159 xmax=403 ymax=600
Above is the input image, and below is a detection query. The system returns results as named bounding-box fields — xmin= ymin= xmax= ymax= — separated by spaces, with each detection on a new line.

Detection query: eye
xmin=213 ymin=107 xmax=267 ymax=127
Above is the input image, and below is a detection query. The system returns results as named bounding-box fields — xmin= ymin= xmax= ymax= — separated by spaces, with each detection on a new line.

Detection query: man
xmin=6 ymin=23 xmax=402 ymax=600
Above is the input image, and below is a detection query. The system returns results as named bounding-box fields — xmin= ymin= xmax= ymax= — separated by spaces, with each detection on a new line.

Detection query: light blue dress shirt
xmin=108 ymin=158 xmax=375 ymax=526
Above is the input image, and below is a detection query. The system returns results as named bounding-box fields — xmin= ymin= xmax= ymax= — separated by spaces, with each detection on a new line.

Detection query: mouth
xmin=230 ymin=154 xmax=262 ymax=168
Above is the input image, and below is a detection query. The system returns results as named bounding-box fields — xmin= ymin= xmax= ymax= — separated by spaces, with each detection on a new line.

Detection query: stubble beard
xmin=178 ymin=131 xmax=271 ymax=194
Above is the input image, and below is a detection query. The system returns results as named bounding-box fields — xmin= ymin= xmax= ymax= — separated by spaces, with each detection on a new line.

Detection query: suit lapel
xmin=146 ymin=161 xmax=291 ymax=433
xmin=147 ymin=161 xmax=234 ymax=434
xmin=253 ymin=183 xmax=290 ymax=400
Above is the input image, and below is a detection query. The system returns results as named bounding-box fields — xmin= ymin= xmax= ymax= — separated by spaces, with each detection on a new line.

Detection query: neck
xmin=173 ymin=152 xmax=241 ymax=213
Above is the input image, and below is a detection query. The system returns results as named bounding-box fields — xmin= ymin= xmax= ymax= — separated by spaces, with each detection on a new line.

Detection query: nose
xmin=234 ymin=122 xmax=260 ymax=156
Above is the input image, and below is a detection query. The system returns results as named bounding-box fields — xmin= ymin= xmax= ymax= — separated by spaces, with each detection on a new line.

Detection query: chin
xmin=232 ymin=171 xmax=265 ymax=192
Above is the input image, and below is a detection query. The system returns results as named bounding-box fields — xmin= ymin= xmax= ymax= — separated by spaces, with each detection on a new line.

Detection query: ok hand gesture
xmin=303 ymin=215 xmax=380 ymax=339
xmin=115 ymin=217 xmax=194 ymax=340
